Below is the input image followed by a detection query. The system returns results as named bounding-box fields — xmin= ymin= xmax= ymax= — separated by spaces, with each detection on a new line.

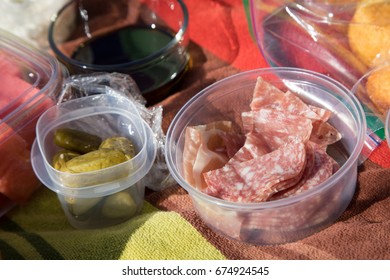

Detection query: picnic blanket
xmin=1 ymin=0 xmax=390 ymax=260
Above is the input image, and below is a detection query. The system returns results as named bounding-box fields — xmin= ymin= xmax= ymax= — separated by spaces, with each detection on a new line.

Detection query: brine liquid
xmin=71 ymin=25 xmax=190 ymax=105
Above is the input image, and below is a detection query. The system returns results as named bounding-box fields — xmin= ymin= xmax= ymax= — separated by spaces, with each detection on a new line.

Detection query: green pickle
xmin=52 ymin=131 xmax=137 ymax=189
xmin=65 ymin=149 xmax=128 ymax=173
xmin=54 ymin=128 xmax=102 ymax=154
xmin=65 ymin=196 xmax=102 ymax=217
xmin=102 ymin=191 xmax=138 ymax=219
xmin=99 ymin=136 xmax=137 ymax=159
xmin=52 ymin=150 xmax=80 ymax=171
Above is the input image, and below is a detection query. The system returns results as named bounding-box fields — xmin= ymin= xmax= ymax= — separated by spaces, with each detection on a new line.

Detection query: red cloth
xmin=186 ymin=0 xmax=267 ymax=71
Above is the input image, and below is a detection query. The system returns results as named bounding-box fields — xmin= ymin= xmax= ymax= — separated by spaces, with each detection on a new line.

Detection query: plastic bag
xmin=248 ymin=0 xmax=390 ymax=158
xmin=58 ymin=72 xmax=176 ymax=191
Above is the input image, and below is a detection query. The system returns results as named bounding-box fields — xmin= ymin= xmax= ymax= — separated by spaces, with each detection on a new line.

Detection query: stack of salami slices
xmin=184 ymin=77 xmax=342 ymax=203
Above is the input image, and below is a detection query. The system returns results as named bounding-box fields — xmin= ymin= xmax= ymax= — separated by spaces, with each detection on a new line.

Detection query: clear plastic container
xmin=351 ymin=63 xmax=390 ymax=150
xmin=0 ymin=29 xmax=67 ymax=214
xmin=31 ymin=91 xmax=157 ymax=229
xmin=165 ymin=67 xmax=366 ymax=245
xmin=48 ymin=0 xmax=190 ymax=105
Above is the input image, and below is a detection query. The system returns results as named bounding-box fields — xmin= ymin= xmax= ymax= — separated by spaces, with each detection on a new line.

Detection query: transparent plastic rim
xmin=249 ymin=0 xmax=374 ymax=26
xmin=33 ymin=94 xmax=157 ymax=196
xmin=165 ymin=67 xmax=367 ymax=210
xmin=0 ymin=29 xmax=67 ymax=126
xmin=48 ymin=0 xmax=189 ymax=71
xmin=32 ymin=117 xmax=157 ymax=197
xmin=40 ymin=109 xmax=147 ymax=178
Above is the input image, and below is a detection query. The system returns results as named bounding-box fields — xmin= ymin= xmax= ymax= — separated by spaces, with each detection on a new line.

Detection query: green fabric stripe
xmin=1 ymin=217 xmax=64 ymax=260
xmin=0 ymin=239 xmax=25 ymax=260
xmin=3 ymin=188 xmax=226 ymax=260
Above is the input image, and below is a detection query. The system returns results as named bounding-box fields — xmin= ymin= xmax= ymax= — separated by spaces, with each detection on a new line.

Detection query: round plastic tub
xmin=351 ymin=63 xmax=390 ymax=145
xmin=48 ymin=0 xmax=190 ymax=105
xmin=0 ymin=29 xmax=67 ymax=214
xmin=165 ymin=67 xmax=366 ymax=245
xmin=31 ymin=91 xmax=157 ymax=229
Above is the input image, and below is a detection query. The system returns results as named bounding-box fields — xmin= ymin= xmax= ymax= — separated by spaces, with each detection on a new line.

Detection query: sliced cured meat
xmin=229 ymin=132 xmax=270 ymax=163
xmin=279 ymin=91 xmax=320 ymax=120
xmin=192 ymin=145 xmax=228 ymax=190
xmin=293 ymin=148 xmax=335 ymax=194
xmin=250 ymin=77 xmax=333 ymax=122
xmin=235 ymin=139 xmax=306 ymax=201
xmin=272 ymin=142 xmax=336 ymax=199
xmin=250 ymin=77 xmax=285 ymax=111
xmin=182 ymin=76 xmax=342 ymax=204
xmin=250 ymin=108 xmax=313 ymax=150
xmin=202 ymin=163 xmax=244 ymax=200
xmin=182 ymin=121 xmax=234 ymax=190
xmin=249 ymin=79 xmax=339 ymax=148
xmin=241 ymin=111 xmax=254 ymax=134
xmin=310 ymin=120 xmax=342 ymax=147
xmin=309 ymin=105 xmax=332 ymax=122
xmin=203 ymin=139 xmax=306 ymax=202
xmin=218 ymin=131 xmax=245 ymax=159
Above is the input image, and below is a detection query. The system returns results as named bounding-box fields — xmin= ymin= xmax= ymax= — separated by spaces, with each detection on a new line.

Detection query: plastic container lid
xmin=0 ymin=29 xmax=67 ymax=213
xmin=0 ymin=28 xmax=67 ymax=142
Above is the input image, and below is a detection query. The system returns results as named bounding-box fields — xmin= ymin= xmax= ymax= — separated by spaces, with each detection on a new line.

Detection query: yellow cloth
xmin=0 ymin=188 xmax=226 ymax=260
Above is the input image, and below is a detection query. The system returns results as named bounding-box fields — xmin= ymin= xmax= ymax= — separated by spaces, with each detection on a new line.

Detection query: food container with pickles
xmin=31 ymin=90 xmax=157 ymax=229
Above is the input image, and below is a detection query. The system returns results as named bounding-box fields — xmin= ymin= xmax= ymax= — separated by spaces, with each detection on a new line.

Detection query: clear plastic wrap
xmin=58 ymin=72 xmax=175 ymax=191
xmin=248 ymin=0 xmax=390 ymax=159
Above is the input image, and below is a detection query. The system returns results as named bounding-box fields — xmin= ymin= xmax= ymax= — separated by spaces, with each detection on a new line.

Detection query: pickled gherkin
xmin=52 ymin=129 xmax=137 ymax=186
xmin=54 ymin=128 xmax=102 ymax=154
xmin=99 ymin=136 xmax=137 ymax=160
xmin=64 ymin=149 xmax=128 ymax=173
xmin=52 ymin=150 xmax=80 ymax=171
xmin=65 ymin=196 xmax=102 ymax=217
xmin=102 ymin=191 xmax=137 ymax=219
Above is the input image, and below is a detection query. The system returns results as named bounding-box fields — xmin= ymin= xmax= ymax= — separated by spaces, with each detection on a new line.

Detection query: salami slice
xmin=310 ymin=120 xmax=342 ymax=147
xmin=279 ymin=91 xmax=320 ymax=119
xmin=293 ymin=148 xmax=335 ymax=194
xmin=219 ymin=131 xmax=245 ymax=159
xmin=241 ymin=111 xmax=254 ymax=134
xmin=272 ymin=142 xmax=335 ymax=199
xmin=250 ymin=108 xmax=313 ymax=150
xmin=203 ymin=139 xmax=306 ymax=202
xmin=250 ymin=77 xmax=285 ymax=111
xmin=228 ymin=132 xmax=271 ymax=163
xmin=309 ymin=105 xmax=332 ymax=122
xmin=251 ymin=77 xmax=332 ymax=123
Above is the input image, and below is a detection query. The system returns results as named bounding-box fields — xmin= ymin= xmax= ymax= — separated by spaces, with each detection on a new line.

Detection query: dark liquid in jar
xmin=71 ymin=25 xmax=190 ymax=105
